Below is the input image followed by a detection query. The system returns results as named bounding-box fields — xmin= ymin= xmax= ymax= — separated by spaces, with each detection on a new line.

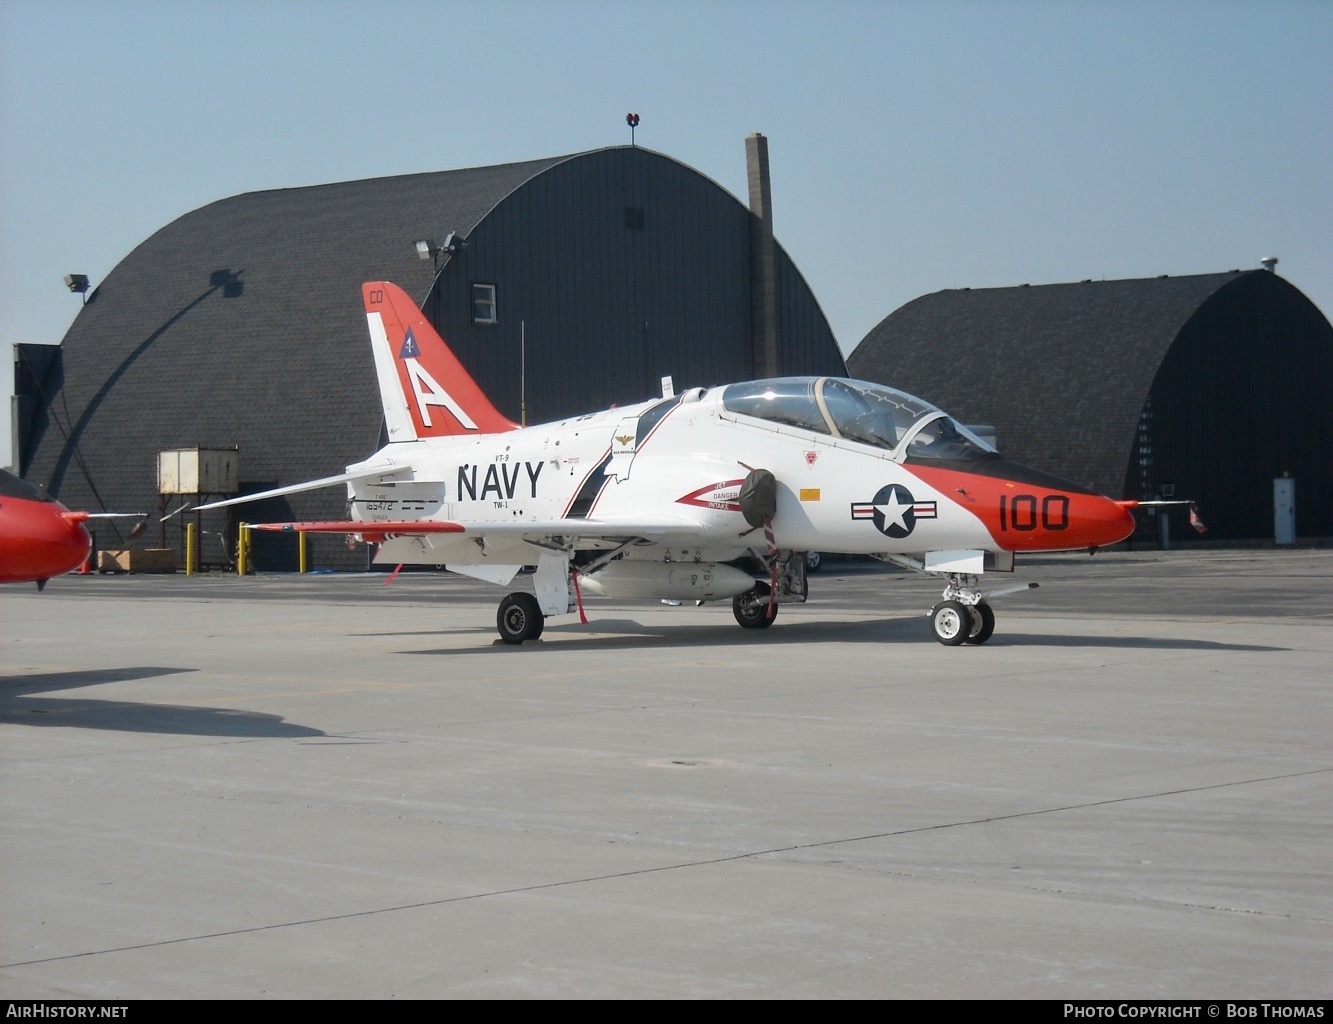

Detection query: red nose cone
xmin=1071 ymin=493 xmax=1137 ymax=550
xmin=983 ymin=486 xmax=1137 ymax=552
xmin=0 ymin=504 xmax=93 ymax=583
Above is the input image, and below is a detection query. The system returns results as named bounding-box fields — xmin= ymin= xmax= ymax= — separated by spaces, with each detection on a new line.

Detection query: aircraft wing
xmin=250 ymin=517 xmax=706 ymax=541
xmin=252 ymin=520 xmax=466 ymax=538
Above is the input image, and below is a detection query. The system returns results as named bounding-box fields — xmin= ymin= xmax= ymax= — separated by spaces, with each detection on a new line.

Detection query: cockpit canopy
xmin=720 ymin=377 xmax=996 ymax=462
xmin=0 ymin=468 xmax=55 ymax=502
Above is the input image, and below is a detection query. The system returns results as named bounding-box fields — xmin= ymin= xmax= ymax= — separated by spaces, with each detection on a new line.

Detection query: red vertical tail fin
xmin=363 ymin=282 xmax=518 ymax=440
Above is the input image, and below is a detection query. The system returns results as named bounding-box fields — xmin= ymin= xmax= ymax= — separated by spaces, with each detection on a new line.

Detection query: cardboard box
xmin=98 ymin=548 xmax=177 ymax=574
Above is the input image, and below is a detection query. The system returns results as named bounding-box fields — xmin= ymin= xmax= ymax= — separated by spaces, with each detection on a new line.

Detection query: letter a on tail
xmin=363 ymin=281 xmax=518 ymax=441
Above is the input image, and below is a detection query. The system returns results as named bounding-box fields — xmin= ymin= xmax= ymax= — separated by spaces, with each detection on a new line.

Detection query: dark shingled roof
xmin=849 ymin=271 xmax=1265 ymax=496
xmin=27 ymin=154 xmax=570 ymax=511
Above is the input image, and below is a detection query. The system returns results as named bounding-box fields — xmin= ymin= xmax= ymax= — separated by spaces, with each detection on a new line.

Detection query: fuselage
xmin=348 ymin=377 xmax=1134 ymax=568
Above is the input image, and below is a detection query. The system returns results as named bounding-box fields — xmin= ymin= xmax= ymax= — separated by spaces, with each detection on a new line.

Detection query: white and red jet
xmin=204 ymin=281 xmax=1138 ymax=645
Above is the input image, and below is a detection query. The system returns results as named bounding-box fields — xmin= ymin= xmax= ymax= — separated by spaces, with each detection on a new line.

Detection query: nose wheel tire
xmin=965 ymin=602 xmax=995 ymax=645
xmin=929 ymin=600 xmax=973 ymax=646
xmin=497 ymin=592 xmax=544 ymax=644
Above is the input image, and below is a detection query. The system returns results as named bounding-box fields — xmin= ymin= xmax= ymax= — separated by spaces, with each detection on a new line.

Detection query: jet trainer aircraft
xmin=202 ymin=281 xmax=1138 ymax=645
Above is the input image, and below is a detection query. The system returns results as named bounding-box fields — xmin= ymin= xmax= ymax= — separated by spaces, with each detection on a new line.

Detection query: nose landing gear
xmin=927 ymin=574 xmax=1028 ymax=646
xmin=929 ymin=599 xmax=995 ymax=646
xmin=929 ymin=600 xmax=972 ymax=645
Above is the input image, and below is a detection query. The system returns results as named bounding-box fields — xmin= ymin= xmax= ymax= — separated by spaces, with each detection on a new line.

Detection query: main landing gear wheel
xmin=965 ymin=602 xmax=995 ymax=645
xmin=929 ymin=600 xmax=972 ymax=646
xmin=497 ymin=592 xmax=544 ymax=644
xmin=733 ymin=582 xmax=776 ymax=629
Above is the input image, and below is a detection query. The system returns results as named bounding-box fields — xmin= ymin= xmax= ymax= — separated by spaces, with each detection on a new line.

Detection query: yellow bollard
xmin=237 ymin=523 xmax=250 ymax=576
xmin=299 ymin=531 xmax=308 ymax=574
xmin=185 ymin=522 xmax=196 ymax=576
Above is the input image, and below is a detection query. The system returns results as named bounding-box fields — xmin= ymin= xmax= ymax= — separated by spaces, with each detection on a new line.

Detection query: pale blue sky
xmin=3 ymin=0 xmax=1329 ymax=357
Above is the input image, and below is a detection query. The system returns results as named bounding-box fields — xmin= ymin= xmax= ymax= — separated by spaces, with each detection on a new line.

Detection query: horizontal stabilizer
xmin=194 ymin=466 xmax=407 ymax=511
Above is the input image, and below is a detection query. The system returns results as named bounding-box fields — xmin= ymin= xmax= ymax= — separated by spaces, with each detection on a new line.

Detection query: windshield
xmin=819 ymin=378 xmax=936 ymax=450
xmin=903 ymin=415 xmax=997 ymax=463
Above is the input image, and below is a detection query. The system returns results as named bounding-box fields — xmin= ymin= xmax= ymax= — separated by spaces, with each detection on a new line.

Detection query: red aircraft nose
xmin=0 ymin=505 xmax=93 ymax=583
xmin=980 ymin=483 xmax=1137 ymax=552
xmin=904 ymin=461 xmax=1137 ymax=553
xmin=1062 ymin=492 xmax=1138 ymax=550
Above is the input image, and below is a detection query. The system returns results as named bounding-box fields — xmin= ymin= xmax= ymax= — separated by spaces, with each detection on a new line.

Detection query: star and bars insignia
xmin=850 ymin=483 xmax=937 ymax=539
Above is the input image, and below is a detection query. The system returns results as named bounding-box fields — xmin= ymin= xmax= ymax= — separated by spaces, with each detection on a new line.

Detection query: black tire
xmin=965 ymin=602 xmax=995 ymax=645
xmin=930 ymin=600 xmax=972 ymax=646
xmin=804 ymin=551 xmax=822 ymax=573
xmin=733 ymin=583 xmax=777 ymax=629
xmin=497 ymin=592 xmax=543 ymax=644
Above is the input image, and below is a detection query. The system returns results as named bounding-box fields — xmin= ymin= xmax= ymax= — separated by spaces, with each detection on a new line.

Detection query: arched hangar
xmin=848 ymin=268 xmax=1332 ymax=540
xmin=24 ymin=143 xmax=844 ymax=566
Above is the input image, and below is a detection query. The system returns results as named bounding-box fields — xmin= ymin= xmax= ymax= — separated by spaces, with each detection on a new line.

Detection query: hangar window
xmin=472 ymin=283 xmax=497 ymax=325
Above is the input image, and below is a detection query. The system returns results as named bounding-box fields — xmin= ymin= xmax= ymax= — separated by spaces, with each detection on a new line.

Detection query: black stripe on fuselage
xmin=905 ymin=452 xmax=1100 ymax=495
xmin=635 ymin=395 xmax=685 ymax=447
xmin=565 ymin=452 xmax=614 ymax=519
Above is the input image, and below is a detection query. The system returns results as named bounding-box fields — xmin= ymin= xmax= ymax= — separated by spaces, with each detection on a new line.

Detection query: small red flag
xmin=1188 ymin=504 xmax=1208 ymax=534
